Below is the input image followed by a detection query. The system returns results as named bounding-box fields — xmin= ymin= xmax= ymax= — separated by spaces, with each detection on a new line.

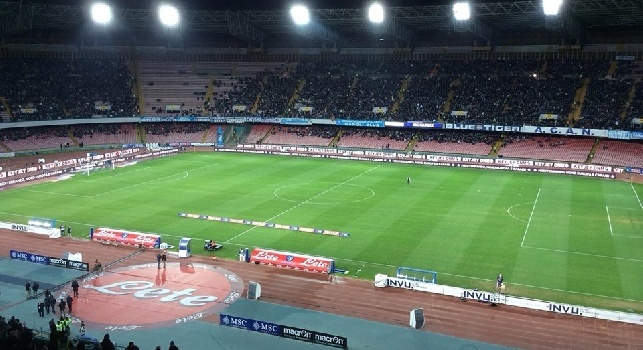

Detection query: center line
xmin=226 ymin=165 xmax=380 ymax=243
xmin=521 ymin=188 xmax=541 ymax=247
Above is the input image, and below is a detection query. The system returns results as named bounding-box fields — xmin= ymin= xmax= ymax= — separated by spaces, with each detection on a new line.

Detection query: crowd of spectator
xmin=144 ymin=122 xmax=209 ymax=136
xmin=578 ymin=78 xmax=632 ymax=129
xmin=0 ymin=59 xmax=137 ymax=121
xmin=0 ymin=58 xmax=639 ymax=130
xmin=0 ymin=315 xmax=35 ymax=349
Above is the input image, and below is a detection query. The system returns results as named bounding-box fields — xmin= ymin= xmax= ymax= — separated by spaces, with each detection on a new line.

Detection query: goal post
xmin=396 ymin=267 xmax=437 ymax=284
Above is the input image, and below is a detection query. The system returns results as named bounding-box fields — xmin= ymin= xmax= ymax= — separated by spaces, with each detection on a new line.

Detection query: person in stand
xmin=168 ymin=340 xmax=179 ymax=350
xmin=161 ymin=250 xmax=167 ymax=269
xmin=100 ymin=334 xmax=116 ymax=350
xmin=71 ymin=279 xmax=79 ymax=297
xmin=125 ymin=341 xmax=140 ymax=350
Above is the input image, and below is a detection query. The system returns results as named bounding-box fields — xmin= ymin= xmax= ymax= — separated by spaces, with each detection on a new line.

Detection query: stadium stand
xmin=413 ymin=131 xmax=495 ymax=155
xmin=578 ymin=78 xmax=632 ymax=129
xmin=142 ymin=122 xmax=211 ymax=144
xmin=592 ymin=140 xmax=643 ymax=167
xmin=70 ymin=124 xmax=138 ymax=146
xmin=262 ymin=126 xmax=337 ymax=146
xmin=0 ymin=59 xmax=136 ymax=121
xmin=245 ymin=124 xmax=272 ymax=144
xmin=337 ymin=128 xmax=411 ymax=150
xmin=498 ymin=135 xmax=595 ymax=163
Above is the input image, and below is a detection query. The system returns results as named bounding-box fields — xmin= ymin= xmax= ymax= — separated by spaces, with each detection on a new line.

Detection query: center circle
xmin=274 ymin=182 xmax=375 ymax=204
xmin=70 ymin=262 xmax=244 ymax=330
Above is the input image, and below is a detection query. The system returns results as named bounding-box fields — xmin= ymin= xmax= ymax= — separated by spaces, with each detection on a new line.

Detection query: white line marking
xmin=25 ymin=190 xmax=91 ymax=198
xmin=506 ymin=202 xmax=532 ymax=223
xmin=606 ymin=206 xmax=613 ymax=236
xmin=540 ymin=188 xmax=635 ymax=197
xmin=631 ymin=182 xmax=643 ymax=210
xmin=90 ymin=163 xmax=216 ymax=197
xmin=521 ymin=188 xmax=541 ymax=247
xmin=78 ymin=167 xmax=151 ymax=182
xmin=0 ymin=209 xmax=639 ymax=304
xmin=523 ymin=245 xmax=643 ymax=263
xmin=226 ymin=165 xmax=381 ymax=243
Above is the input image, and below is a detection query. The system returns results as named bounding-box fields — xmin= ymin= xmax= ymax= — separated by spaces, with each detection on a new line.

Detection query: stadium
xmin=0 ymin=0 xmax=642 ymax=349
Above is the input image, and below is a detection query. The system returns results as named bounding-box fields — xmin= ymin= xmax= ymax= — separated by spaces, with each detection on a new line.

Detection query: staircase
xmin=350 ymin=75 xmax=360 ymax=93
xmin=586 ymin=138 xmax=600 ymax=163
xmin=620 ymin=80 xmax=638 ymax=122
xmin=567 ymin=77 xmax=590 ymax=125
xmin=287 ymin=78 xmax=306 ymax=110
xmin=259 ymin=126 xmax=274 ymax=144
xmin=607 ymin=60 xmax=618 ymax=77
xmin=0 ymin=96 xmax=13 ymax=121
xmin=440 ymin=78 xmax=460 ymax=119
xmin=0 ymin=142 xmax=11 ymax=151
xmin=68 ymin=131 xmax=79 ymax=147
xmin=488 ymin=137 xmax=504 ymax=157
xmin=539 ymin=61 xmax=548 ymax=74
xmin=132 ymin=59 xmax=145 ymax=115
xmin=405 ymin=134 xmax=419 ymax=152
xmin=205 ymin=76 xmax=216 ymax=102
xmin=251 ymin=75 xmax=269 ymax=114
xmin=389 ymin=76 xmax=411 ymax=116
xmin=327 ymin=129 xmax=343 ymax=147
xmin=138 ymin=125 xmax=146 ymax=144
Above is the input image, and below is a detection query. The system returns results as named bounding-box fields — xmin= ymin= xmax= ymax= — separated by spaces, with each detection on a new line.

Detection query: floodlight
xmin=290 ymin=5 xmax=310 ymax=26
xmin=91 ymin=2 xmax=112 ymax=25
xmin=158 ymin=4 xmax=180 ymax=27
xmin=453 ymin=2 xmax=471 ymax=21
xmin=542 ymin=0 xmax=563 ymax=16
xmin=368 ymin=3 xmax=385 ymax=24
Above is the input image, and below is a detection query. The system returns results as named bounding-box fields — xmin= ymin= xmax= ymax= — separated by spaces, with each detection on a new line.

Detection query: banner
xmin=298 ymin=106 xmax=314 ymax=112
xmin=219 ymin=315 xmax=282 ymax=336
xmin=607 ymin=130 xmax=631 ymax=140
xmin=10 ymin=250 xmax=49 ymax=265
xmin=232 ymin=105 xmax=247 ymax=112
xmin=92 ymin=227 xmax=161 ymax=249
xmin=403 ymin=121 xmax=443 ymax=129
xmin=280 ymin=118 xmax=312 ymax=125
xmin=94 ymin=104 xmax=112 ymax=111
xmin=220 ymin=314 xmax=347 ymax=349
xmin=0 ymin=152 xmax=14 ymax=158
xmin=630 ymin=131 xmax=643 ymax=140
xmin=165 ymin=104 xmax=182 ymax=113
xmin=0 ymin=221 xmax=61 ymax=238
xmin=19 ymin=108 xmax=37 ymax=114
xmin=372 ymin=107 xmax=388 ymax=114
xmin=539 ymin=114 xmax=559 ymax=121
xmin=249 ymin=248 xmax=334 ymax=273
xmin=216 ymin=127 xmax=224 ymax=147
xmin=450 ymin=110 xmax=468 ymax=116
xmin=335 ymin=119 xmax=384 ymax=128
xmin=520 ymin=125 xmax=608 ymax=137
xmin=48 ymin=256 xmax=68 ymax=268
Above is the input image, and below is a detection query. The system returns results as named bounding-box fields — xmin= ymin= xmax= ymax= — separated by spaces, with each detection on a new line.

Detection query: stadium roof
xmin=0 ymin=0 xmax=641 ymax=47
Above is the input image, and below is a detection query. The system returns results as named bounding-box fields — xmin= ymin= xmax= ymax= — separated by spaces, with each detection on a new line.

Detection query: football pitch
xmin=1 ymin=152 xmax=642 ymax=313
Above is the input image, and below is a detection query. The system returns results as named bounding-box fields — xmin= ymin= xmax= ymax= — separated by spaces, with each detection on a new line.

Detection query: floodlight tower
xmin=543 ymin=0 xmax=564 ymax=29
xmin=368 ymin=3 xmax=385 ymax=24
xmin=290 ymin=4 xmax=310 ymax=26
xmin=158 ymin=4 xmax=180 ymax=28
xmin=90 ymin=2 xmax=113 ymax=25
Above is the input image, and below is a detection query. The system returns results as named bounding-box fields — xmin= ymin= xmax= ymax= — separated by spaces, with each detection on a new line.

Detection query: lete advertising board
xmin=92 ymin=227 xmax=161 ymax=249
xmin=249 ymin=248 xmax=334 ymax=273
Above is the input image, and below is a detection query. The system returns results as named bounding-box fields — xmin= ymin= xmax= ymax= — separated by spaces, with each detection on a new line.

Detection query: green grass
xmin=1 ymin=152 xmax=642 ymax=313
